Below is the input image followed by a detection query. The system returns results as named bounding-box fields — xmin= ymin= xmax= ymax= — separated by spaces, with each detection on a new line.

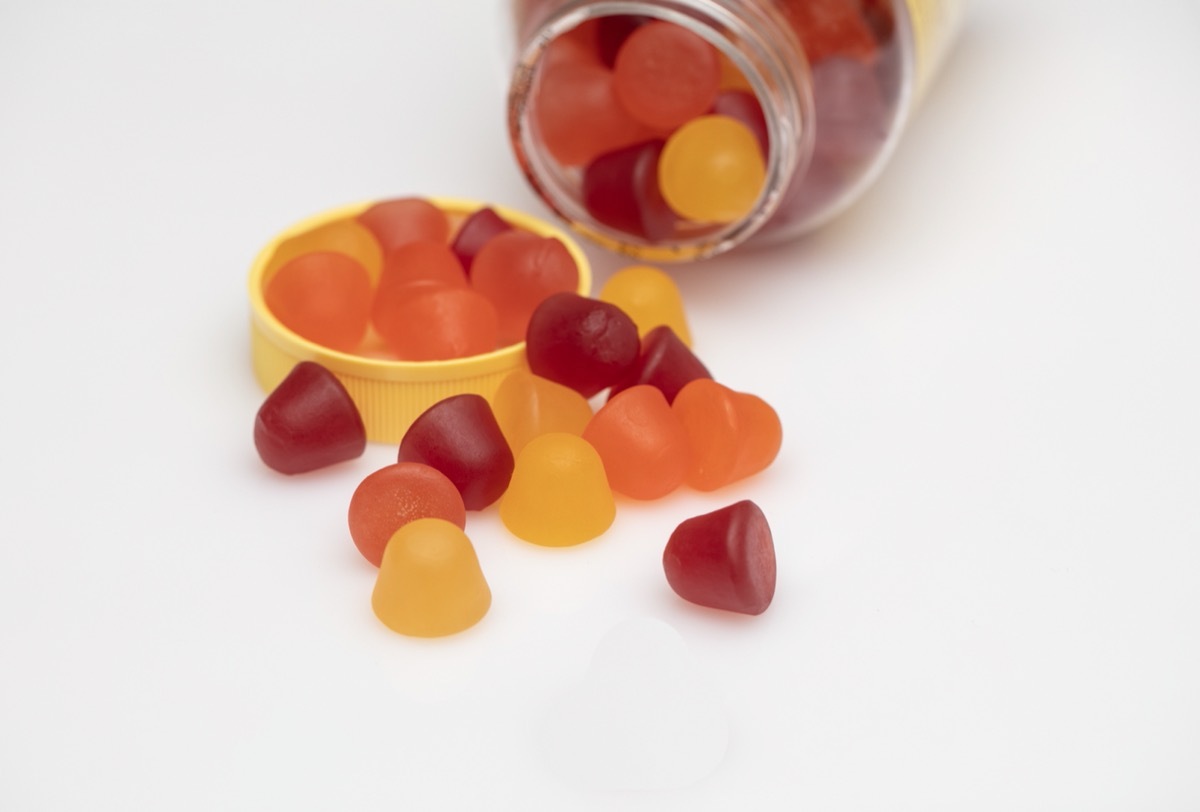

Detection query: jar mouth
xmin=508 ymin=1 xmax=813 ymax=261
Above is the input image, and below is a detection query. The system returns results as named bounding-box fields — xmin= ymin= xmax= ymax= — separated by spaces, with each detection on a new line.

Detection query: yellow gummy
xmin=598 ymin=265 xmax=692 ymax=347
xmin=492 ymin=369 xmax=594 ymax=455
xmin=658 ymin=115 xmax=766 ymax=225
xmin=371 ymin=518 xmax=491 ymax=637
xmin=263 ymin=218 xmax=384 ymax=286
xmin=500 ymin=433 xmax=615 ymax=547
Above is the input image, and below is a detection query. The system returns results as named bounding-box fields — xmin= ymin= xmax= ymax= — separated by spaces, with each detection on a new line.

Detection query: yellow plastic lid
xmin=247 ymin=197 xmax=592 ymax=444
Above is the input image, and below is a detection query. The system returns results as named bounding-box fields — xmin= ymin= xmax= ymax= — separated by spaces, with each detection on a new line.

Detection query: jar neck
xmin=509 ymin=0 xmax=816 ymax=261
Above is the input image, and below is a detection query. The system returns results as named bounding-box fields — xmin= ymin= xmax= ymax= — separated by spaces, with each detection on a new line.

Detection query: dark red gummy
xmin=608 ymin=325 xmax=712 ymax=404
xmin=582 ymin=140 xmax=676 ymax=242
xmin=663 ymin=500 xmax=776 ymax=615
xmin=525 ymin=292 xmax=641 ymax=399
xmin=596 ymin=14 xmax=651 ymax=67
xmin=254 ymin=361 xmax=366 ymax=475
xmin=450 ymin=207 xmax=514 ymax=276
xmin=396 ymin=394 xmax=514 ymax=510
xmin=712 ymin=90 xmax=769 ymax=157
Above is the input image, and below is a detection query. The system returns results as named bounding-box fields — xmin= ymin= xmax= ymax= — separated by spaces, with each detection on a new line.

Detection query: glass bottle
xmin=508 ymin=0 xmax=964 ymax=261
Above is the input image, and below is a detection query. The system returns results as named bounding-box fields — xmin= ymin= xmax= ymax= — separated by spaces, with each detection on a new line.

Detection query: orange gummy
xmin=598 ymin=264 xmax=692 ymax=346
xmin=356 ymin=197 xmax=450 ymax=254
xmin=371 ymin=518 xmax=491 ymax=637
xmin=500 ymin=433 xmax=615 ymax=546
xmin=372 ymin=286 xmax=499 ymax=361
xmin=378 ymin=240 xmax=467 ymax=291
xmin=672 ymin=379 xmax=782 ymax=491
xmin=264 ymin=218 xmax=383 ymax=286
xmin=347 ymin=462 xmax=467 ymax=567
xmin=582 ymin=385 xmax=690 ymax=500
xmin=613 ymin=21 xmax=721 ymax=131
xmin=264 ymin=251 xmax=373 ymax=353
xmin=470 ymin=231 xmax=579 ymax=346
xmin=533 ymin=59 xmax=650 ymax=167
xmin=491 ymin=369 xmax=594 ymax=455
xmin=728 ymin=389 xmax=783 ymax=482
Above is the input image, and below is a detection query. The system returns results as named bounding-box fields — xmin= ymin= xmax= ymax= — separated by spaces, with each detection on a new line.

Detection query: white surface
xmin=2 ymin=1 xmax=1198 ymax=809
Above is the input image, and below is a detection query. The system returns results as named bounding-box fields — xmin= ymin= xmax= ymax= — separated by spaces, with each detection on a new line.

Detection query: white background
xmin=2 ymin=0 xmax=1198 ymax=808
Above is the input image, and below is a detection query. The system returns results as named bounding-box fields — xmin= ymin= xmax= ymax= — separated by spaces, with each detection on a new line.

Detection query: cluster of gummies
xmin=530 ymin=16 xmax=770 ymax=239
xmin=255 ymin=264 xmax=782 ymax=637
xmin=526 ymin=1 xmax=899 ymax=242
xmin=262 ymin=197 xmax=579 ymax=359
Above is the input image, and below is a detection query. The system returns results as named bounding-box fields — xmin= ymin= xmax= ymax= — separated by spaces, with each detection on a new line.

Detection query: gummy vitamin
xmin=397 ymin=394 xmax=514 ymax=511
xmin=581 ymin=140 xmax=675 ymax=241
xmin=500 ymin=433 xmax=616 ymax=546
xmin=598 ymin=264 xmax=692 ymax=345
xmin=347 ymin=462 xmax=467 ymax=567
xmin=450 ymin=207 xmax=514 ymax=275
xmin=265 ymin=218 xmax=383 ymax=286
xmin=612 ymin=21 xmax=721 ymax=131
xmin=582 ymin=385 xmax=690 ymax=501
xmin=372 ymin=286 xmax=499 ymax=361
xmin=491 ymin=369 xmax=594 ymax=455
xmin=525 ymin=292 xmax=640 ymax=398
xmin=470 ymin=231 xmax=580 ymax=345
xmin=663 ymin=499 xmax=776 ymax=615
xmin=254 ymin=361 xmax=366 ymax=475
xmin=376 ymin=240 xmax=468 ymax=292
xmin=264 ymin=250 xmax=373 ymax=353
xmin=372 ymin=518 xmax=491 ymax=637
xmin=357 ymin=197 xmax=450 ymax=255
xmin=607 ymin=325 xmax=711 ymax=404
xmin=658 ymin=115 xmax=766 ymax=224
xmin=533 ymin=58 xmax=648 ymax=168
xmin=672 ymin=379 xmax=782 ymax=491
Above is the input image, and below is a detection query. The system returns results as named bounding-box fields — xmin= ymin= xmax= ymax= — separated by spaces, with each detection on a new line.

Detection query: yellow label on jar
xmin=906 ymin=0 xmax=966 ymax=97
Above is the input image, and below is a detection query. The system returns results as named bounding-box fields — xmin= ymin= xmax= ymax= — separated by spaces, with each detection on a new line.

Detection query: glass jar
xmin=508 ymin=0 xmax=963 ymax=260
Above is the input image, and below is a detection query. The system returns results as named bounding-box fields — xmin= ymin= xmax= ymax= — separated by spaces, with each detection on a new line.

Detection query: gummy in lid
xmin=248 ymin=197 xmax=592 ymax=444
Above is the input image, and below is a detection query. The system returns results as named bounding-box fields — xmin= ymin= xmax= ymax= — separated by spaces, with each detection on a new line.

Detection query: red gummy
xmin=450 ymin=207 xmax=513 ymax=276
xmin=397 ymin=394 xmax=514 ymax=511
xmin=663 ymin=500 xmax=776 ymax=615
xmin=608 ymin=325 xmax=712 ymax=404
xmin=525 ymin=292 xmax=640 ymax=398
xmin=254 ymin=361 xmax=366 ymax=474
xmin=347 ymin=462 xmax=467 ymax=567
xmin=356 ymin=197 xmax=450 ymax=254
xmin=372 ymin=286 xmax=499 ymax=361
xmin=470 ymin=231 xmax=580 ymax=346
xmin=712 ymin=90 xmax=769 ymax=157
xmin=613 ymin=21 xmax=721 ymax=131
xmin=582 ymin=140 xmax=676 ymax=241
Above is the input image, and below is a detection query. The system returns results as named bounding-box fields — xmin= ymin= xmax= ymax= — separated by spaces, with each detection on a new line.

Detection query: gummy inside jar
xmin=513 ymin=0 xmax=908 ymax=254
